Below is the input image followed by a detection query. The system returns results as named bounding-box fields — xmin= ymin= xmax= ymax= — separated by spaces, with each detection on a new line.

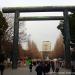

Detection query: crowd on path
xmin=27 ymin=58 xmax=62 ymax=75
xmin=0 ymin=52 xmax=75 ymax=75
xmin=28 ymin=59 xmax=75 ymax=75
xmin=35 ymin=60 xmax=60 ymax=75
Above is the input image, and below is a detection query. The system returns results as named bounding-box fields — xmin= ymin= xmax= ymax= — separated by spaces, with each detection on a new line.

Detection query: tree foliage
xmin=0 ymin=11 xmax=8 ymax=38
xmin=0 ymin=11 xmax=8 ymax=51
xmin=53 ymin=34 xmax=64 ymax=58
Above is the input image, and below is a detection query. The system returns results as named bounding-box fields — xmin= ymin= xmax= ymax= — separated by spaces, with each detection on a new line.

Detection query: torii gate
xmin=2 ymin=6 xmax=75 ymax=69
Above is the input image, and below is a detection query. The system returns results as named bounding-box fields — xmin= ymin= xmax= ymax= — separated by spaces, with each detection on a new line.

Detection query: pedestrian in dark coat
xmin=46 ymin=61 xmax=51 ymax=73
xmin=0 ymin=52 xmax=5 ymax=75
xmin=51 ymin=61 xmax=55 ymax=72
xmin=71 ymin=66 xmax=75 ymax=75
xmin=35 ymin=62 xmax=43 ymax=75
xmin=42 ymin=62 xmax=46 ymax=75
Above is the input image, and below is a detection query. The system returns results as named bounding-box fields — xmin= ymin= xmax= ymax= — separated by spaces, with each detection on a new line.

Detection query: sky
xmin=0 ymin=0 xmax=75 ymax=51
xmin=25 ymin=21 xmax=60 ymax=51
xmin=0 ymin=0 xmax=75 ymax=8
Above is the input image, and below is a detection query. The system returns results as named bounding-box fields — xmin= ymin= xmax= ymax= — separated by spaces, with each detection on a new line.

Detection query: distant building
xmin=42 ymin=41 xmax=51 ymax=59
xmin=42 ymin=41 xmax=51 ymax=51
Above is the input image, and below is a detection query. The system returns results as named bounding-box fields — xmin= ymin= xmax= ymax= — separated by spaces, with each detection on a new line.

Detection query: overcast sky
xmin=0 ymin=0 xmax=75 ymax=8
xmin=0 ymin=0 xmax=75 ymax=51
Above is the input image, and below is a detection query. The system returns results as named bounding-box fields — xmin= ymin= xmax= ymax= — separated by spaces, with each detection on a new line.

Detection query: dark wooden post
xmin=63 ymin=9 xmax=71 ymax=68
xmin=12 ymin=11 xmax=19 ymax=69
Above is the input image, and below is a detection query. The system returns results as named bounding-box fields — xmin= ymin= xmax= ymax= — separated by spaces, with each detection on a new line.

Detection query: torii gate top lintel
xmin=2 ymin=6 xmax=75 ymax=13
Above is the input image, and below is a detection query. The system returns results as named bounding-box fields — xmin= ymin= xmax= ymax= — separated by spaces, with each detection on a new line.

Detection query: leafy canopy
xmin=0 ymin=11 xmax=8 ymax=37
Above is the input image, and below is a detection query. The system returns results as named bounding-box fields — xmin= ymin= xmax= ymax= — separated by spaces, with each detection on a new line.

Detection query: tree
xmin=0 ymin=11 xmax=8 ymax=38
xmin=3 ymin=13 xmax=26 ymax=43
xmin=53 ymin=34 xmax=64 ymax=58
xmin=23 ymin=40 xmax=42 ymax=59
xmin=0 ymin=11 xmax=8 ymax=52
xmin=57 ymin=13 xmax=75 ymax=48
xmin=57 ymin=20 xmax=65 ymax=42
xmin=31 ymin=41 xmax=42 ymax=59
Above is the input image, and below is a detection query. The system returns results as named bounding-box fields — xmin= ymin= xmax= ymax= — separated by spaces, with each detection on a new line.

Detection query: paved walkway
xmin=2 ymin=66 xmax=71 ymax=75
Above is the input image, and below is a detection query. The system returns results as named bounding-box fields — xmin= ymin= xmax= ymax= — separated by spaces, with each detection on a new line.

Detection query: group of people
xmin=28 ymin=60 xmax=60 ymax=75
xmin=35 ymin=60 xmax=60 ymax=75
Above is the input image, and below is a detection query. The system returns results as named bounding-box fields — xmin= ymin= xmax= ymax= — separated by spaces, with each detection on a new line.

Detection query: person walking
xmin=51 ymin=60 xmax=55 ymax=72
xmin=29 ymin=61 xmax=33 ymax=72
xmin=0 ymin=51 xmax=5 ymax=75
xmin=71 ymin=61 xmax=75 ymax=75
xmin=55 ymin=60 xmax=60 ymax=75
xmin=35 ymin=61 xmax=43 ymax=75
xmin=42 ymin=62 xmax=47 ymax=75
xmin=46 ymin=61 xmax=51 ymax=73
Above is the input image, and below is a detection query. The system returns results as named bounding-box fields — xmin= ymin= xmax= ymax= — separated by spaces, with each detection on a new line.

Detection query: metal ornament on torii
xmin=2 ymin=6 xmax=75 ymax=69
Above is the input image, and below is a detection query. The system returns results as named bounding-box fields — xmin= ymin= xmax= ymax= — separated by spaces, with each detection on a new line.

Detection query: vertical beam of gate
xmin=63 ymin=9 xmax=71 ymax=68
xmin=12 ymin=11 xmax=19 ymax=68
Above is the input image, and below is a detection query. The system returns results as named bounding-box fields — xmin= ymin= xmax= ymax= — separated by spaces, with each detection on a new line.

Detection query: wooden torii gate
xmin=2 ymin=6 xmax=75 ymax=69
